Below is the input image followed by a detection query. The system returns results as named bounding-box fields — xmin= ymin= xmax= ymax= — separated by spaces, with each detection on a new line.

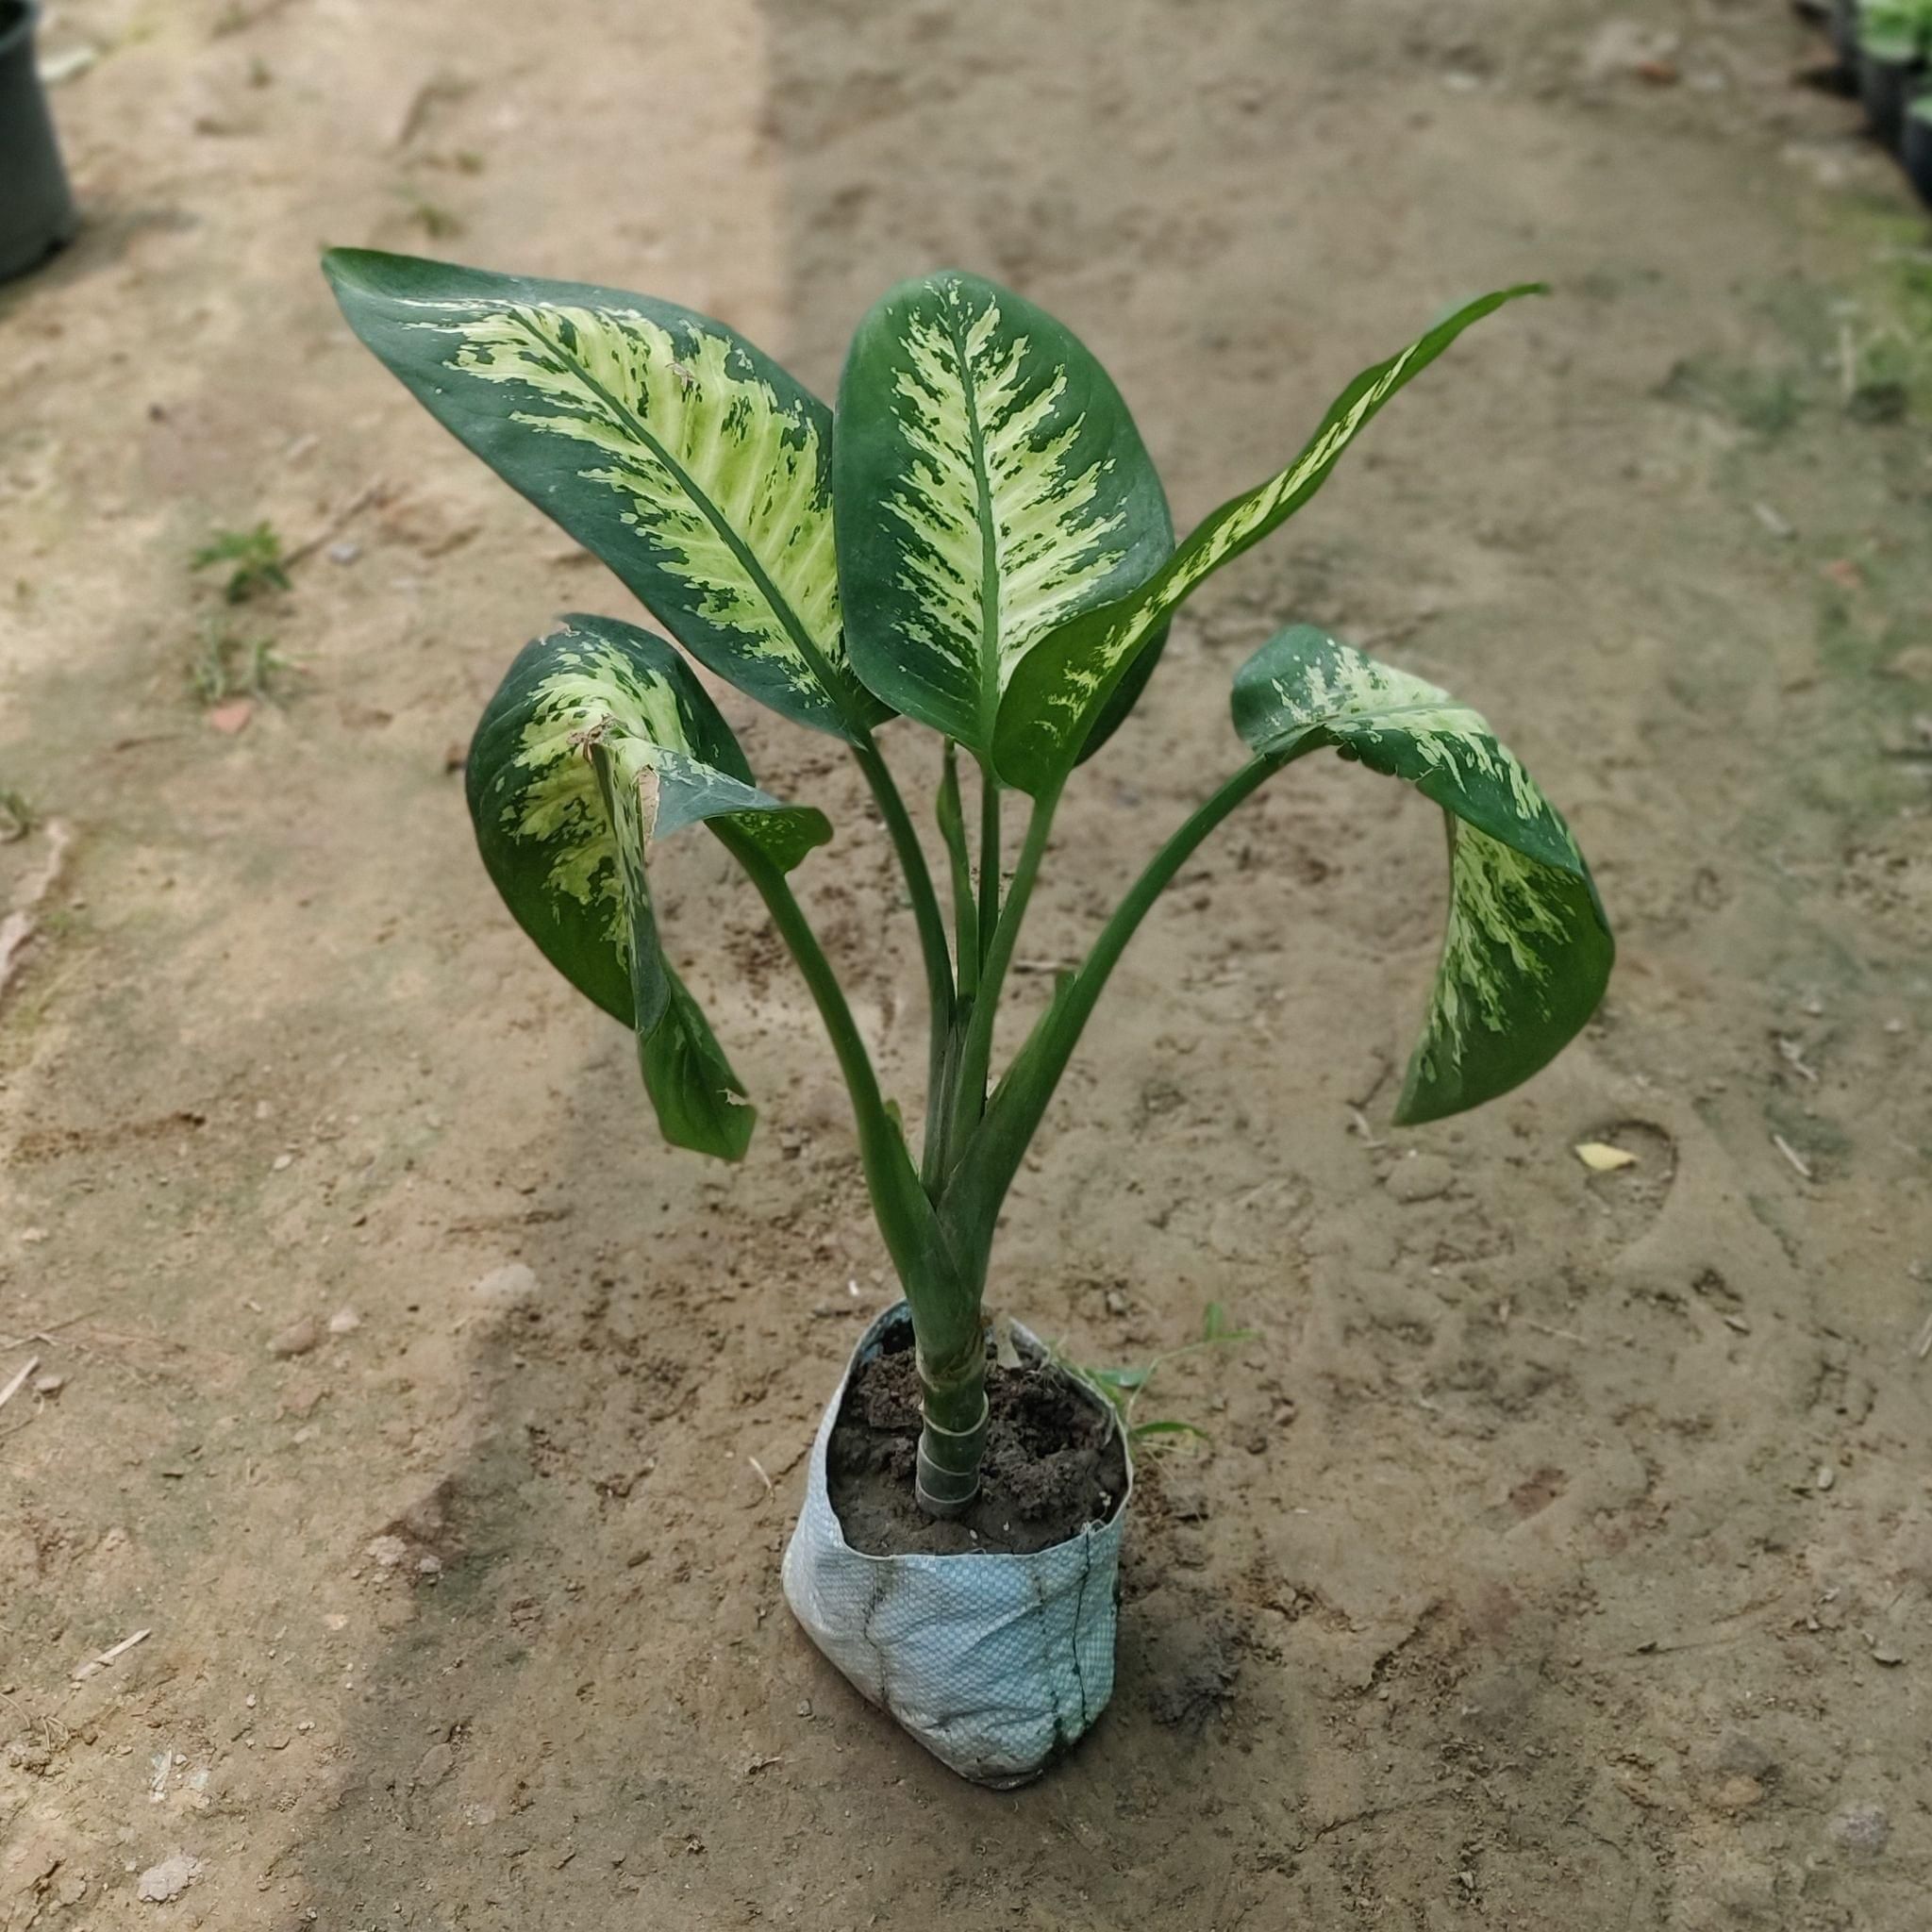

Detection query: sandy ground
xmin=3 ymin=0 xmax=1931 ymax=1925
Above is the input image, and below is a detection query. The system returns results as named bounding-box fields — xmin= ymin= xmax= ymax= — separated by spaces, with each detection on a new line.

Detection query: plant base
xmin=0 ymin=3 xmax=79 ymax=284
xmin=1905 ymin=110 xmax=1932 ymax=208
xmin=782 ymin=1302 xmax=1132 ymax=1787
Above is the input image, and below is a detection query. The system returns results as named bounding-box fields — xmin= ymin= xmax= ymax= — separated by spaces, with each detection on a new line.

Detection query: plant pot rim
xmin=0 ymin=2 xmax=40 ymax=61
xmin=820 ymin=1301 xmax=1134 ymax=1572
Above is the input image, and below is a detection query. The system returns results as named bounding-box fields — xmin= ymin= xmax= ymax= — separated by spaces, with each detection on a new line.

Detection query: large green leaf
xmin=323 ymin=248 xmax=885 ymax=741
xmin=467 ymin=613 xmax=831 ymax=1158
xmin=994 ymin=285 xmax=1544 ymax=794
xmin=1231 ymin=625 xmax=1612 ymax=1124
xmin=834 ymin=271 xmax=1173 ymax=760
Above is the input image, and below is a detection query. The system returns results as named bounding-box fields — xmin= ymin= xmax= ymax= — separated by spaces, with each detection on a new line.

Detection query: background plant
xmin=1857 ymin=0 xmax=1932 ymax=58
xmin=326 ymin=253 xmax=1614 ymax=1517
xmin=191 ymin=521 xmax=291 ymax=604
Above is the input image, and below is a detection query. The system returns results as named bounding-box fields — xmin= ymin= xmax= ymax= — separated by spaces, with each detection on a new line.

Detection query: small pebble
xmin=1815 ymin=1464 xmax=1836 ymax=1491
xmin=326 ymin=1307 xmax=361 ymax=1336
xmin=33 ymin=1373 xmax=63 ymax=1397
xmin=136 ymin=1855 xmax=203 ymax=1904
xmin=1832 ymin=1803 xmax=1890 ymax=1856
xmin=472 ymin=1262 xmax=539 ymax=1307
xmin=271 ymin=1153 xmax=293 ymax=1173
xmin=268 ymin=1317 xmax=321 ymax=1359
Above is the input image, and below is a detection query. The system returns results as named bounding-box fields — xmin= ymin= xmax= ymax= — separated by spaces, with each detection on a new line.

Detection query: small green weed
xmin=188 ymin=622 xmax=289 ymax=706
xmin=0 ymin=788 xmax=38 ymax=842
xmin=1066 ymin=1304 xmax=1255 ymax=1449
xmin=1660 ymin=356 xmax=1807 ymax=437
xmin=402 ymin=192 xmax=464 ymax=241
xmin=191 ymin=521 xmax=291 ymax=604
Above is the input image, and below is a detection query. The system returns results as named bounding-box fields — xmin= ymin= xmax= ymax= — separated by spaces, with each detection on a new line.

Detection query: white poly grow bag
xmin=782 ymin=1302 xmax=1133 ymax=1788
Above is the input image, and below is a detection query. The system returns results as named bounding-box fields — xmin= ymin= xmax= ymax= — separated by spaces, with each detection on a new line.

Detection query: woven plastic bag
xmin=782 ymin=1302 xmax=1132 ymax=1788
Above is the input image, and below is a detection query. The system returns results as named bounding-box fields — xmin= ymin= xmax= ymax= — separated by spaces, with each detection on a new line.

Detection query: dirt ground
xmin=3 ymin=0 xmax=1930 ymax=1925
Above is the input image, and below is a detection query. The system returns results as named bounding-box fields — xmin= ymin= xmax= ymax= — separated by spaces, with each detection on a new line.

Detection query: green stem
xmin=924 ymin=744 xmax=979 ymax=1191
xmin=851 ymin=730 xmax=955 ymax=1173
xmin=935 ymin=741 xmax=980 ymax=1001
xmin=944 ymin=775 xmax=1065 ymax=1170
xmin=713 ymin=823 xmax=932 ymax=1282
xmin=943 ymin=756 xmax=1284 ymax=1247
xmin=976 ymin=757 xmax=1002 ymax=969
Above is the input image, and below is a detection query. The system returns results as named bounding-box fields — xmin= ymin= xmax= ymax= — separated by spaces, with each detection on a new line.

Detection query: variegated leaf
xmin=994 ymin=285 xmax=1544 ymax=793
xmin=324 ymin=248 xmax=885 ymax=741
xmin=834 ymin=271 xmax=1172 ymax=758
xmin=467 ymin=614 xmax=830 ymax=1158
xmin=1232 ymin=625 xmax=1612 ymax=1124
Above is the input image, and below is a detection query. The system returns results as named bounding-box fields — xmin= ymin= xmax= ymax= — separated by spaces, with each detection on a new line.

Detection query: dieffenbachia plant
xmin=325 ymin=251 xmax=1613 ymax=1516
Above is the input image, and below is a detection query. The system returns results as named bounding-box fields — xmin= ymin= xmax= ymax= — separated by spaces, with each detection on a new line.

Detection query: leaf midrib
xmin=936 ymin=297 xmax=1004 ymax=746
xmin=1288 ymin=696 xmax=1485 ymax=734
xmin=505 ymin=310 xmax=858 ymax=725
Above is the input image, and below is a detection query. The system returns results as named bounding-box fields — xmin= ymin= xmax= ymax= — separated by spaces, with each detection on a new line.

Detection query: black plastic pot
xmin=0 ymin=1 xmax=78 ymax=283
xmin=1859 ymin=49 xmax=1919 ymax=148
xmin=1831 ymin=0 xmax=1861 ymax=67
xmin=1906 ymin=106 xmax=1932 ymax=209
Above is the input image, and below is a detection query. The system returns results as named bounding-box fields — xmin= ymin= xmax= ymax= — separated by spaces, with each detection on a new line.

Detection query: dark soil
xmin=826 ymin=1326 xmax=1130 ymax=1557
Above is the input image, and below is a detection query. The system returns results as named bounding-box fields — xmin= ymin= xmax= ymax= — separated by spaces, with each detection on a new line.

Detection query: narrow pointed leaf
xmin=324 ymin=248 xmax=883 ymax=740
xmin=994 ymin=285 xmax=1544 ymax=793
xmin=834 ymin=271 xmax=1172 ymax=758
xmin=1232 ymin=624 xmax=1611 ymax=1124
xmin=467 ymin=614 xmax=830 ymax=1158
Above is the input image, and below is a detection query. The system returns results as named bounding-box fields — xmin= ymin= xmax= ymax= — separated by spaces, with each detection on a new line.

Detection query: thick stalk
xmin=850 ymin=730 xmax=955 ymax=1170
xmin=943 ymin=756 xmax=1285 ymax=1252
xmin=943 ymin=775 xmax=1065 ymax=1171
xmin=908 ymin=1265 xmax=990 ymax=1517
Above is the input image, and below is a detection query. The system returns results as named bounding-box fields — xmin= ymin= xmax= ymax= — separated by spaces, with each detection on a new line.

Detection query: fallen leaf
xmin=1574 ymin=1141 xmax=1639 ymax=1173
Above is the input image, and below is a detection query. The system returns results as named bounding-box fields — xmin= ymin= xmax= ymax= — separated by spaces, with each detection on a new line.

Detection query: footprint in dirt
xmin=1574 ymin=1120 xmax=1678 ymax=1249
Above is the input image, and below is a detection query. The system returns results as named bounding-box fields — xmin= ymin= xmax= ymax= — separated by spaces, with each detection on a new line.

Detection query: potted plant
xmin=1906 ymin=83 xmax=1932 ymax=201
xmin=1857 ymin=0 xmax=1932 ymax=146
xmin=0 ymin=1 xmax=78 ymax=282
xmin=323 ymin=251 xmax=1614 ymax=1784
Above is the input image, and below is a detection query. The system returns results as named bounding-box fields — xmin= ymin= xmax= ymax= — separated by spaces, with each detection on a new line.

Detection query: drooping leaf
xmin=1231 ymin=625 xmax=1611 ymax=1124
xmin=324 ymin=248 xmax=884 ymax=741
xmin=994 ymin=285 xmax=1544 ymax=794
xmin=637 ymin=972 xmax=753 ymax=1161
xmin=834 ymin=271 xmax=1173 ymax=760
xmin=466 ymin=613 xmax=830 ymax=1158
